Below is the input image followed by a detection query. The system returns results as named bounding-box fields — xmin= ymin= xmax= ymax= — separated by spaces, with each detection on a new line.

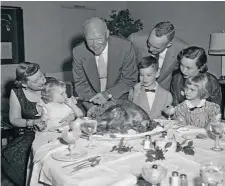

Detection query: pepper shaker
xmin=143 ymin=135 xmax=153 ymax=150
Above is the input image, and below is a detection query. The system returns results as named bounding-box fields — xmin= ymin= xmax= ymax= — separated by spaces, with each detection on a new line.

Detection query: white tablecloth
xmin=27 ymin=127 xmax=225 ymax=186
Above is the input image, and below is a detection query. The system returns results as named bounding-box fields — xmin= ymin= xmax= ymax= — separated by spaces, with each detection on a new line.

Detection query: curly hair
xmin=41 ymin=79 xmax=66 ymax=104
xmin=185 ymin=74 xmax=209 ymax=99
xmin=153 ymin=21 xmax=175 ymax=42
xmin=14 ymin=62 xmax=40 ymax=88
xmin=177 ymin=46 xmax=208 ymax=73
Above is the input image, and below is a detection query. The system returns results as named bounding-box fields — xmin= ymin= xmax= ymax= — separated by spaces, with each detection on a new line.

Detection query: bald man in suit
xmin=129 ymin=21 xmax=188 ymax=90
xmin=72 ymin=17 xmax=138 ymax=109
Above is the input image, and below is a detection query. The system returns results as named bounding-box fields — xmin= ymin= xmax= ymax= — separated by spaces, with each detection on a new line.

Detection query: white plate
xmin=153 ymin=119 xmax=181 ymax=129
xmin=182 ymin=133 xmax=208 ymax=140
xmin=92 ymin=126 xmax=164 ymax=141
xmin=52 ymin=149 xmax=88 ymax=162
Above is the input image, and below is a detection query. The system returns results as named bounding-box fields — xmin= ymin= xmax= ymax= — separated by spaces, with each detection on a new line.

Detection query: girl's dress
xmin=174 ymin=99 xmax=221 ymax=128
xmin=1 ymin=88 xmax=39 ymax=186
xmin=39 ymin=101 xmax=74 ymax=130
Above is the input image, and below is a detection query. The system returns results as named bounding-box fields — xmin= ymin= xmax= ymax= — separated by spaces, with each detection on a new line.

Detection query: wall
xmin=1 ymin=1 xmax=127 ymax=94
xmin=127 ymin=1 xmax=225 ymax=78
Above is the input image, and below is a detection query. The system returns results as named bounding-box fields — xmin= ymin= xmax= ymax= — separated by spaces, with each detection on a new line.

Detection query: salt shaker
xmin=143 ymin=135 xmax=153 ymax=150
xmin=171 ymin=171 xmax=180 ymax=186
xmin=180 ymin=174 xmax=188 ymax=186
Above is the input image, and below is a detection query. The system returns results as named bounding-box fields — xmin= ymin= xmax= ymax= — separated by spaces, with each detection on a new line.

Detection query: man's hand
xmin=89 ymin=91 xmax=109 ymax=105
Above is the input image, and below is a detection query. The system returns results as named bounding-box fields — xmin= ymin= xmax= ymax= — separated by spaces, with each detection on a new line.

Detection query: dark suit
xmin=128 ymin=31 xmax=188 ymax=90
xmin=171 ymin=71 xmax=222 ymax=107
xmin=72 ymin=36 xmax=138 ymax=108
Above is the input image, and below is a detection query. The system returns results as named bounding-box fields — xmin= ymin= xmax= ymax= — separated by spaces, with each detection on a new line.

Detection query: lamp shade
xmin=209 ymin=33 xmax=225 ymax=55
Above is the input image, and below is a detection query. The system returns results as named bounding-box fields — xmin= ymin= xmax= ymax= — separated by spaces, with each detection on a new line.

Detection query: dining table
xmin=26 ymin=120 xmax=225 ymax=186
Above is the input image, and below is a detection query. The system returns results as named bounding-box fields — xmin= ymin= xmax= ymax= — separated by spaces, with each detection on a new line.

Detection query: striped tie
xmin=97 ymin=54 xmax=107 ymax=91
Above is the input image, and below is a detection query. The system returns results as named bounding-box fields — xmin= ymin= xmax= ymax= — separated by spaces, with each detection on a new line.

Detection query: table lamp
xmin=209 ymin=32 xmax=225 ymax=80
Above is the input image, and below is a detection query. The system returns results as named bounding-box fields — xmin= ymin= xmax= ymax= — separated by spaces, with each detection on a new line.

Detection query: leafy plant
xmin=103 ymin=9 xmax=143 ymax=38
xmin=145 ymin=142 xmax=172 ymax=162
xmin=176 ymin=140 xmax=195 ymax=155
xmin=110 ymin=138 xmax=133 ymax=154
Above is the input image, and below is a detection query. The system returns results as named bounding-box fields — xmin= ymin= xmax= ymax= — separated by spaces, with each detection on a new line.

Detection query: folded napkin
xmin=33 ymin=140 xmax=65 ymax=163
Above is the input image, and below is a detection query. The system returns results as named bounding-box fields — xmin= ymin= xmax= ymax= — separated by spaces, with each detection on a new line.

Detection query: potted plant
xmin=103 ymin=9 xmax=143 ymax=38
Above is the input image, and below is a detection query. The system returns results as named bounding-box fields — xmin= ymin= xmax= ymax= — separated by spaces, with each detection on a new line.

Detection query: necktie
xmin=97 ymin=54 xmax=107 ymax=91
xmin=145 ymin=89 xmax=156 ymax=93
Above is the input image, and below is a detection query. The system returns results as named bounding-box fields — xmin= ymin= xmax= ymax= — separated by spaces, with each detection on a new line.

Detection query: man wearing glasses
xmin=129 ymin=21 xmax=188 ymax=90
xmin=72 ymin=17 xmax=138 ymax=109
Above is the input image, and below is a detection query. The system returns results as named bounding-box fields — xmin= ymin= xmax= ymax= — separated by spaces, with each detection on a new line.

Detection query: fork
xmin=62 ymin=156 xmax=101 ymax=168
xmin=69 ymin=158 xmax=101 ymax=174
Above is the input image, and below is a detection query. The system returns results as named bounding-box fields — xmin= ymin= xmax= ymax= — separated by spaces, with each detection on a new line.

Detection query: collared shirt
xmin=158 ymin=48 xmax=167 ymax=72
xmin=145 ymin=83 xmax=158 ymax=110
xmin=185 ymin=99 xmax=206 ymax=109
xmin=95 ymin=42 xmax=108 ymax=67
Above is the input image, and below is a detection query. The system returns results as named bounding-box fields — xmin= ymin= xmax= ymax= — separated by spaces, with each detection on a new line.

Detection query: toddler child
xmin=37 ymin=79 xmax=84 ymax=130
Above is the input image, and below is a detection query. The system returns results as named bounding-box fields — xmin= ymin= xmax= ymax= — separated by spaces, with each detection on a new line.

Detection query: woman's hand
xmin=74 ymin=107 xmax=84 ymax=118
xmin=33 ymin=119 xmax=47 ymax=132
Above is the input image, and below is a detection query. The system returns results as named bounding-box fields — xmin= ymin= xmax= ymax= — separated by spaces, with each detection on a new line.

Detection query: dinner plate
xmin=153 ymin=119 xmax=181 ymax=130
xmin=182 ymin=133 xmax=208 ymax=140
xmin=52 ymin=149 xmax=88 ymax=162
xmin=92 ymin=126 xmax=164 ymax=141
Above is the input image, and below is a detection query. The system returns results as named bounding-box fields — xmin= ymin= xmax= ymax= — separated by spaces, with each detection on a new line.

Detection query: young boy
xmin=128 ymin=56 xmax=172 ymax=119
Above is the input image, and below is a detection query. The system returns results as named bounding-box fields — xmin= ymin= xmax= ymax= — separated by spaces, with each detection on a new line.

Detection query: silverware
xmin=69 ymin=158 xmax=101 ymax=174
xmin=62 ymin=156 xmax=101 ymax=168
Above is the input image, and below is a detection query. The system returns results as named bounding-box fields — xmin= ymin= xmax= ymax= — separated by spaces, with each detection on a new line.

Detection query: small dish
xmin=176 ymin=127 xmax=190 ymax=133
xmin=182 ymin=133 xmax=208 ymax=140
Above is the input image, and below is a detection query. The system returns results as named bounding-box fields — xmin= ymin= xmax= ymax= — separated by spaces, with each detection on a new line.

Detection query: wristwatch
xmin=106 ymin=91 xmax=113 ymax=100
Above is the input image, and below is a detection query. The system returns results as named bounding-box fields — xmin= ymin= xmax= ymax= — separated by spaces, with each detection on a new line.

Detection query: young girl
xmin=37 ymin=79 xmax=84 ymax=130
xmin=166 ymin=74 xmax=221 ymax=128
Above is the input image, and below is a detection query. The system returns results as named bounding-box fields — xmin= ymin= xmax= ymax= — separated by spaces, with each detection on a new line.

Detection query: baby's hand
xmin=65 ymin=98 xmax=76 ymax=108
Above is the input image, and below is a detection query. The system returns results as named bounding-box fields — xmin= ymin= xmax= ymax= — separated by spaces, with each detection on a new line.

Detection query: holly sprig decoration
xmin=176 ymin=140 xmax=195 ymax=155
xmin=145 ymin=142 xmax=172 ymax=162
xmin=110 ymin=138 xmax=133 ymax=154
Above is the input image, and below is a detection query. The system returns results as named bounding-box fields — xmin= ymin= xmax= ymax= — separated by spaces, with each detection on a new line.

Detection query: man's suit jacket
xmin=171 ymin=71 xmax=222 ymax=107
xmin=72 ymin=36 xmax=138 ymax=107
xmin=128 ymin=31 xmax=188 ymax=90
xmin=128 ymin=82 xmax=173 ymax=119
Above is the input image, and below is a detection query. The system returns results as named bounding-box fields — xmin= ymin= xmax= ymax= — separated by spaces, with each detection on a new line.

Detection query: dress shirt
xmin=145 ymin=83 xmax=158 ymax=110
xmin=158 ymin=48 xmax=167 ymax=72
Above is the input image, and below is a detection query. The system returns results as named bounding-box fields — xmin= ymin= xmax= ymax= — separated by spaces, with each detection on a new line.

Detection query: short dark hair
xmin=41 ymin=79 xmax=66 ymax=104
xmin=153 ymin=21 xmax=175 ymax=42
xmin=177 ymin=46 xmax=208 ymax=73
xmin=138 ymin=56 xmax=159 ymax=71
xmin=15 ymin=62 xmax=40 ymax=88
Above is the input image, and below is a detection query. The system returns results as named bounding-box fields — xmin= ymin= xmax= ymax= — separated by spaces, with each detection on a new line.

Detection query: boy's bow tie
xmin=145 ymin=89 xmax=156 ymax=93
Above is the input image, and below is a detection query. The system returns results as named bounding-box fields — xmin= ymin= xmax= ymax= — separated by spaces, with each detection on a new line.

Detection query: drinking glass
xmin=164 ymin=106 xmax=175 ymax=120
xmin=208 ymin=121 xmax=225 ymax=151
xmin=80 ymin=117 xmax=97 ymax=149
xmin=200 ymin=159 xmax=225 ymax=186
xmin=62 ymin=130 xmax=79 ymax=156
xmin=141 ymin=164 xmax=167 ymax=186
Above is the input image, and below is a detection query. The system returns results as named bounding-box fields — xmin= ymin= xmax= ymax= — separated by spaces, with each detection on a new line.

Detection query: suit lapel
xmin=82 ymin=53 xmax=100 ymax=92
xmin=157 ymin=46 xmax=176 ymax=83
xmin=150 ymin=86 xmax=163 ymax=117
